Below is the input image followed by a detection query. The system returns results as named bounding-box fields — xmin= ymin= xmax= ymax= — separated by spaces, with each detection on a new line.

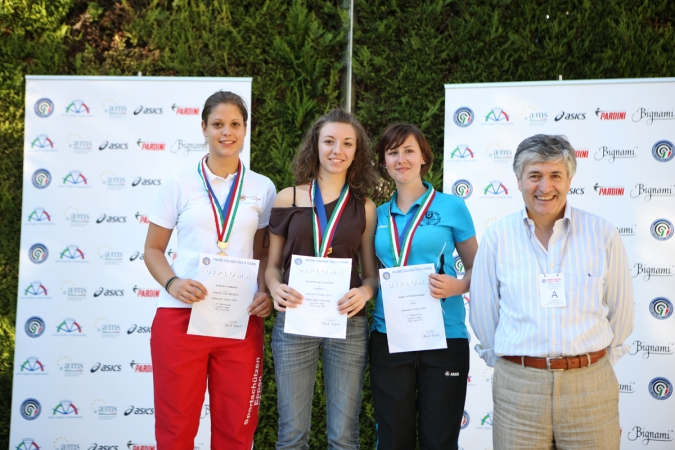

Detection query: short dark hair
xmin=513 ymin=134 xmax=576 ymax=179
xmin=202 ymin=91 xmax=248 ymax=125
xmin=376 ymin=123 xmax=433 ymax=179
xmin=293 ymin=109 xmax=376 ymax=203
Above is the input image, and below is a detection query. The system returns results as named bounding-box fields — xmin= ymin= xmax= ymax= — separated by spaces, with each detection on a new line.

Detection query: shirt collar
xmin=203 ymin=158 xmax=236 ymax=184
xmin=390 ymin=181 xmax=433 ymax=216
xmin=520 ymin=203 xmax=572 ymax=231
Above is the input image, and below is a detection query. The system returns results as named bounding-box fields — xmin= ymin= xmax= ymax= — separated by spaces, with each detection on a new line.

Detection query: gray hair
xmin=512 ymin=134 xmax=577 ymax=179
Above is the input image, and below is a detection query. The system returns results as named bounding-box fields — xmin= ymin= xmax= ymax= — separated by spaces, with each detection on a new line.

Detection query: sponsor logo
xmin=19 ymin=357 xmax=46 ymax=373
xmin=124 ymin=405 xmax=155 ymax=416
xmin=94 ymin=287 xmax=124 ymax=298
xmin=57 ymin=356 xmax=84 ymax=376
xmin=66 ymin=134 xmax=92 ymax=153
xmin=575 ymin=149 xmax=589 ymax=158
xmin=20 ymin=399 xmax=41 ymax=420
xmin=627 ymin=426 xmax=673 ymax=445
xmin=130 ymin=251 xmax=144 ymax=261
xmin=134 ymin=105 xmax=163 ymax=115
xmin=95 ymin=318 xmax=121 ymax=338
xmin=478 ymin=411 xmax=494 ymax=428
xmin=568 ymin=187 xmax=584 ymax=195
xmin=32 ymin=169 xmax=51 ymax=188
xmin=127 ymin=324 xmax=151 ymax=334
xmin=23 ymin=281 xmax=49 ymax=297
xmin=632 ymin=263 xmax=674 ymax=281
xmin=650 ymin=219 xmax=673 ymax=241
xmin=53 ymin=437 xmax=80 ymax=449
xmin=522 ymin=106 xmax=547 ymax=125
xmin=100 ymin=170 xmax=126 ymax=190
xmin=96 ymin=214 xmax=127 ymax=224
xmin=481 ymin=180 xmax=511 ymax=198
xmin=201 ymin=404 xmax=210 ymax=419
xmin=132 ymin=177 xmax=161 ymax=186
xmin=619 ymin=381 xmax=635 ymax=393
xmin=137 ymin=139 xmax=166 ymax=151
xmin=594 ymin=145 xmax=637 ymax=162
xmin=630 ymin=183 xmax=674 ymax=201
xmin=632 ymin=108 xmax=674 ymax=124
xmin=483 ymin=107 xmax=512 ymax=125
xmin=460 ymin=411 xmax=470 ymax=429
xmin=65 ymin=99 xmax=91 ymax=115
xmin=463 ymin=294 xmax=470 ymax=309
xmin=486 ymin=142 xmax=513 ymax=163
xmin=63 ymin=206 xmax=89 ymax=226
xmin=91 ymin=363 xmax=122 ymax=373
xmin=99 ymin=141 xmax=129 ymax=151
xmin=167 ymin=249 xmax=178 ymax=261
xmin=554 ymin=111 xmax=586 ymax=121
xmin=629 ymin=340 xmax=673 ymax=359
xmin=652 ymin=140 xmax=674 ymax=162
xmin=451 ymin=179 xmax=472 ymax=199
xmin=130 ymin=360 xmax=153 ymax=373
xmin=31 ymin=134 xmax=55 ymax=149
xmin=102 ymin=99 xmax=127 ymax=118
xmin=616 ymin=224 xmax=637 ymax=236
xmin=93 ymin=401 xmax=118 ymax=419
xmin=244 ymin=357 xmax=262 ymax=425
xmin=454 ymin=255 xmax=465 ymax=278
xmin=453 ymin=107 xmax=474 ymax=127
xmin=650 ymin=297 xmax=672 ymax=320
xmin=135 ymin=212 xmax=150 ymax=224
xmin=172 ymin=103 xmax=200 ymax=115
xmin=55 ymin=318 xmax=83 ymax=335
xmin=28 ymin=243 xmax=49 ymax=263
xmin=126 ymin=442 xmax=156 ymax=450
xmin=448 ymin=144 xmax=475 ymax=160
xmin=89 ymin=444 xmax=119 ymax=450
xmin=595 ymin=108 xmax=626 ymax=120
xmin=593 ymin=183 xmax=624 ymax=196
xmin=61 ymin=281 xmax=87 ymax=301
xmin=98 ymin=245 xmax=123 ymax=265
xmin=51 ymin=399 xmax=81 ymax=417
xmin=59 ymin=245 xmax=86 ymax=261
xmin=133 ymin=285 xmax=160 ymax=298
xmin=27 ymin=207 xmax=52 ymax=223
xmin=35 ymin=98 xmax=54 ymax=117
xmin=62 ymin=170 xmax=88 ymax=186
xmin=648 ymin=377 xmax=672 ymax=400
xmin=170 ymin=139 xmax=207 ymax=155
xmin=15 ymin=438 xmax=40 ymax=449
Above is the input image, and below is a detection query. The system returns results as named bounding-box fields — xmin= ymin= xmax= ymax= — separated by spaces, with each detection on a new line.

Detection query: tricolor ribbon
xmin=197 ymin=156 xmax=246 ymax=251
xmin=309 ymin=179 xmax=350 ymax=257
xmin=388 ymin=186 xmax=436 ymax=267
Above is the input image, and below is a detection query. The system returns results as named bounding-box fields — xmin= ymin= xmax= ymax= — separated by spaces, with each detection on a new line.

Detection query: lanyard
xmin=526 ymin=220 xmax=571 ymax=276
xmin=309 ymin=179 xmax=350 ymax=257
xmin=388 ymin=186 xmax=436 ymax=267
xmin=197 ymin=156 xmax=246 ymax=254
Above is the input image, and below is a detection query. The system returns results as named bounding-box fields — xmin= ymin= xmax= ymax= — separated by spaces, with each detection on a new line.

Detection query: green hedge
xmin=1 ymin=0 xmax=674 ymax=447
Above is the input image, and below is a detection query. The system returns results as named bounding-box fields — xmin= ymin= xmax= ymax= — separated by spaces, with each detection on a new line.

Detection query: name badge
xmin=538 ymin=273 xmax=566 ymax=308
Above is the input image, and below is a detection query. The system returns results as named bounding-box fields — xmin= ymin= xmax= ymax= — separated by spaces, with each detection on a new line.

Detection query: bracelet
xmin=164 ymin=276 xmax=179 ymax=292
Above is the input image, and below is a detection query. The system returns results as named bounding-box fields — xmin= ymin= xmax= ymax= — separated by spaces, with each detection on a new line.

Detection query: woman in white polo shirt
xmin=144 ymin=91 xmax=276 ymax=450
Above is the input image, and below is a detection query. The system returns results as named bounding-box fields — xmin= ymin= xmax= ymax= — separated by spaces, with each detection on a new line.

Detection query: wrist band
xmin=165 ymin=276 xmax=179 ymax=292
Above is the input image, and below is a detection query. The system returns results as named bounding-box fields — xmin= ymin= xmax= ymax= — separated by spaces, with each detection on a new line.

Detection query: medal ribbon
xmin=388 ymin=186 xmax=436 ymax=267
xmin=309 ymin=179 xmax=350 ymax=257
xmin=197 ymin=155 xmax=246 ymax=247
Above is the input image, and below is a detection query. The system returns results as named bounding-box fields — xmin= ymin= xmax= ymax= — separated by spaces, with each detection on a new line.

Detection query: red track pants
xmin=151 ymin=307 xmax=264 ymax=450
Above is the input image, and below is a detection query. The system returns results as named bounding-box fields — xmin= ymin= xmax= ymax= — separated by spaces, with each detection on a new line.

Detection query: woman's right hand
xmin=168 ymin=278 xmax=207 ymax=304
xmin=272 ymin=283 xmax=304 ymax=311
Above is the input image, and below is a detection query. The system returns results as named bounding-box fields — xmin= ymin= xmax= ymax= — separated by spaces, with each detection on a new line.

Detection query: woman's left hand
xmin=428 ymin=273 xmax=467 ymax=299
xmin=249 ymin=291 xmax=273 ymax=318
xmin=338 ymin=286 xmax=371 ymax=318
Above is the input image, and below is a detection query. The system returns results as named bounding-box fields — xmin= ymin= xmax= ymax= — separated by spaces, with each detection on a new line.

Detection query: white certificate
xmin=380 ymin=264 xmax=447 ymax=353
xmin=284 ymin=254 xmax=352 ymax=339
xmin=188 ymin=254 xmax=259 ymax=339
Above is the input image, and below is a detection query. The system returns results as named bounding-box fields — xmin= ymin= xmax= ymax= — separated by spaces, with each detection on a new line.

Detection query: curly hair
xmin=293 ymin=109 xmax=376 ymax=203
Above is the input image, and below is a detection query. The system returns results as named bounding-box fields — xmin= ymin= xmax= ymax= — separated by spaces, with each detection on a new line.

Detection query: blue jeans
xmin=272 ymin=311 xmax=368 ymax=450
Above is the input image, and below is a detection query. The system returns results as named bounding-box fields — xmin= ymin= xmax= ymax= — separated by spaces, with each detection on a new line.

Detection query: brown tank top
xmin=269 ymin=188 xmax=367 ymax=317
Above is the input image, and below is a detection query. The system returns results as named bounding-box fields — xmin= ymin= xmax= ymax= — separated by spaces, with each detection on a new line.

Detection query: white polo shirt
xmin=150 ymin=162 xmax=276 ymax=308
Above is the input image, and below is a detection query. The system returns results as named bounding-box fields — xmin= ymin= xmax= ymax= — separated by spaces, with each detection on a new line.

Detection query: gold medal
xmin=327 ymin=247 xmax=332 ymax=256
xmin=217 ymin=241 xmax=228 ymax=256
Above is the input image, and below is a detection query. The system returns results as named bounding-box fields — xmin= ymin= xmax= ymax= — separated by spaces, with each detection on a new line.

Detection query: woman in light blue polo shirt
xmin=371 ymin=123 xmax=478 ymax=450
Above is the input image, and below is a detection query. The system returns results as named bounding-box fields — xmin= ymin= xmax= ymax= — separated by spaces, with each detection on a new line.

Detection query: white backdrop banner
xmin=444 ymin=78 xmax=675 ymax=450
xmin=12 ymin=76 xmax=253 ymax=450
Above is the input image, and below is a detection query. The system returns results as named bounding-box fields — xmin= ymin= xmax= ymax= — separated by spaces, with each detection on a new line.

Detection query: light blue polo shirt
xmin=372 ymin=182 xmax=476 ymax=339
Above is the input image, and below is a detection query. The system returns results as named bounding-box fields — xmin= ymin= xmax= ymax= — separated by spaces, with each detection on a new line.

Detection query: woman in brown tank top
xmin=265 ymin=109 xmax=378 ymax=449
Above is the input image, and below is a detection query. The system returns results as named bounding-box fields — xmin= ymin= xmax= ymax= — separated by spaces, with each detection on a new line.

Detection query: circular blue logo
xmin=31 ymin=169 xmax=51 ymax=189
xmin=382 ymin=272 xmax=390 ymax=280
xmin=294 ymin=258 xmax=303 ymax=265
xmin=452 ymin=179 xmax=473 ymax=199
xmin=28 ymin=243 xmax=48 ymax=264
xmin=648 ymin=377 xmax=672 ymax=400
xmin=649 ymin=297 xmax=672 ymax=320
xmin=460 ymin=410 xmax=470 ymax=429
xmin=34 ymin=98 xmax=54 ymax=118
xmin=652 ymin=140 xmax=674 ymax=162
xmin=25 ymin=316 xmax=45 ymax=338
xmin=453 ymin=107 xmax=474 ymax=127
xmin=20 ymin=398 xmax=41 ymax=420
xmin=650 ymin=218 xmax=673 ymax=241
xmin=202 ymin=257 xmax=211 ymax=265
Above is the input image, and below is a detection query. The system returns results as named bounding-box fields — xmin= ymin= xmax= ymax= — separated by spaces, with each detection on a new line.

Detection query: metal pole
xmin=342 ymin=0 xmax=354 ymax=112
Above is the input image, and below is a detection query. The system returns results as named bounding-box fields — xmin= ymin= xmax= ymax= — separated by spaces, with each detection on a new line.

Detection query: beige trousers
xmin=492 ymin=355 xmax=620 ymax=450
